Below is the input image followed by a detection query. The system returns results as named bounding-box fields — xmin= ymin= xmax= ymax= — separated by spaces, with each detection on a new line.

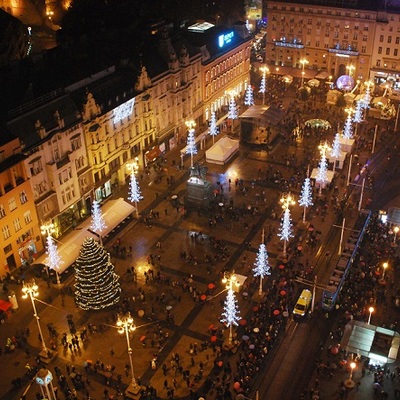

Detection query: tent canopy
xmin=240 ymin=105 xmax=286 ymax=126
xmin=206 ymin=136 xmax=239 ymax=165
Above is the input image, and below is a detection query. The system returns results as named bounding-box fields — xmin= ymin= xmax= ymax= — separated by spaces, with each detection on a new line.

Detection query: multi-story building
xmin=7 ymin=92 xmax=91 ymax=237
xmin=265 ymin=0 xmax=382 ymax=81
xmin=0 ymin=131 xmax=43 ymax=276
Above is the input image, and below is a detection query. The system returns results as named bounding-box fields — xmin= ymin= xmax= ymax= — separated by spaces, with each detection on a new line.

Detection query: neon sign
xmin=113 ymin=98 xmax=135 ymax=124
xmin=218 ymin=31 xmax=234 ymax=48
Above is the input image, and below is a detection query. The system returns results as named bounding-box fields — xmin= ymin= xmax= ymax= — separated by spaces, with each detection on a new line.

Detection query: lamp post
xmin=41 ymin=221 xmax=61 ymax=285
xmin=393 ymin=226 xmax=399 ymax=244
xmin=300 ymin=58 xmax=309 ymax=86
xmin=279 ymin=193 xmax=296 ymax=257
xmin=382 ymin=262 xmax=388 ymax=280
xmin=349 ymin=362 xmax=356 ymax=380
xmin=221 ymin=271 xmax=240 ymax=344
xmin=368 ymin=306 xmax=374 ymax=325
xmin=22 ymin=280 xmax=48 ymax=353
xmin=346 ymin=64 xmax=355 ymax=78
xmin=260 ymin=66 xmax=269 ymax=105
xmin=117 ymin=313 xmax=139 ymax=392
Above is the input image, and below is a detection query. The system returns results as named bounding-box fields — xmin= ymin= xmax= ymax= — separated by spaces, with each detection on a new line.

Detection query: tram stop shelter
xmin=341 ymin=320 xmax=400 ymax=364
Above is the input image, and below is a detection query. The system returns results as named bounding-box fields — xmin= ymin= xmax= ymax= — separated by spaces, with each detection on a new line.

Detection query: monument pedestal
xmin=185 ymin=176 xmax=212 ymax=209
xmin=124 ymin=382 xmax=143 ymax=399
xmin=39 ymin=349 xmax=57 ymax=364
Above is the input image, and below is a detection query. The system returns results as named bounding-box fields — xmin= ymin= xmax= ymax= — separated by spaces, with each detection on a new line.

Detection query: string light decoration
xmin=45 ymin=235 xmax=63 ymax=283
xmin=353 ymin=100 xmax=363 ymax=123
xmin=362 ymin=81 xmax=372 ymax=109
xmin=343 ymin=110 xmax=354 ymax=140
xmin=316 ymin=142 xmax=329 ymax=194
xmin=221 ymin=272 xmax=240 ymax=344
xmin=90 ymin=200 xmax=107 ymax=242
xmin=278 ymin=194 xmax=295 ymax=257
xmin=330 ymin=132 xmax=342 ymax=173
xmin=299 ymin=174 xmax=313 ymax=223
xmin=74 ymin=237 xmax=121 ymax=310
xmin=244 ymin=85 xmax=254 ymax=107
xmin=253 ymin=230 xmax=271 ymax=295
xmin=209 ymin=111 xmax=219 ymax=144
xmin=185 ymin=120 xmax=197 ymax=168
xmin=127 ymin=163 xmax=143 ymax=217
xmin=228 ymin=93 xmax=238 ymax=120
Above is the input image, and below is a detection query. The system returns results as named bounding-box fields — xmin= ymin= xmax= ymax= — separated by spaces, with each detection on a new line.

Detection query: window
xmin=2 ymin=225 xmax=11 ymax=240
xmin=4 ymin=243 xmax=12 ymax=254
xmin=24 ymin=211 xmax=32 ymax=225
xmin=386 ymin=48 xmax=390 ymax=55
xmin=361 ymin=46 xmax=366 ymax=53
xmin=378 ymin=47 xmax=383 ymax=54
xmin=388 ymin=36 xmax=392 ymax=43
xmin=377 ymin=59 xmax=381 ymax=66
xmin=362 ymin=35 xmax=367 ymax=41
xmin=71 ymin=136 xmax=82 ymax=151
xmin=396 ymin=37 xmax=400 ymax=44
xmin=380 ymin=35 xmax=384 ymax=42
xmin=19 ymin=191 xmax=28 ymax=204
xmin=8 ymin=197 xmax=17 ymax=212
xmin=13 ymin=217 xmax=22 ymax=232
xmin=395 ymin=49 xmax=398 ymax=56
xmin=0 ymin=205 xmax=5 ymax=218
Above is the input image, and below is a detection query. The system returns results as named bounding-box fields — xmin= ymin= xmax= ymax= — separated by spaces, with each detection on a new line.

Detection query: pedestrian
xmin=162 ymin=363 xmax=167 ymax=376
xmin=164 ymin=380 xmax=168 ymax=390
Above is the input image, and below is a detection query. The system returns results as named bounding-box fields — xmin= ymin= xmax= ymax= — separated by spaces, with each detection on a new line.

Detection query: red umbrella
xmin=200 ymin=294 xmax=207 ymax=301
xmin=239 ymin=319 xmax=247 ymax=326
xmin=210 ymin=335 xmax=217 ymax=342
xmin=331 ymin=346 xmax=339 ymax=355
xmin=273 ymin=309 xmax=280 ymax=316
xmin=209 ymin=324 xmax=217 ymax=331
xmin=217 ymin=361 xmax=223 ymax=367
xmin=280 ymin=290 xmax=287 ymax=296
xmin=208 ymin=283 xmax=216 ymax=290
xmin=233 ymin=382 xmax=241 ymax=391
xmin=252 ymin=306 xmax=259 ymax=312
xmin=279 ymin=264 xmax=285 ymax=270
xmin=140 ymin=336 xmax=146 ymax=342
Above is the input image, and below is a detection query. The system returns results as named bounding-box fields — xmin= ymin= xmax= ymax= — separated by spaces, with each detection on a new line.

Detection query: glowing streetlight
xmin=22 ymin=280 xmax=48 ymax=353
xmin=41 ymin=221 xmax=61 ymax=285
xmin=117 ymin=313 xmax=139 ymax=392
xmin=393 ymin=226 xmax=399 ymax=244
xmin=349 ymin=362 xmax=356 ymax=380
xmin=368 ymin=306 xmax=374 ymax=325
xmin=382 ymin=262 xmax=388 ymax=280
xmin=346 ymin=64 xmax=355 ymax=78
xmin=300 ymin=58 xmax=309 ymax=86
xmin=221 ymin=271 xmax=241 ymax=344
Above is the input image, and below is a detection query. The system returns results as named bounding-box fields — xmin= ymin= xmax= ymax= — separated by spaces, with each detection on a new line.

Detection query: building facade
xmin=0 ymin=132 xmax=43 ymax=276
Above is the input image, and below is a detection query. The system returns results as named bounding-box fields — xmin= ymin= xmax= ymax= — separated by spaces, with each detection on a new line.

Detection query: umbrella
xmin=273 ymin=309 xmax=280 ymax=316
xmin=279 ymin=264 xmax=285 ymax=270
xmin=166 ymin=305 xmax=172 ymax=310
xmin=138 ymin=310 xmax=145 ymax=317
xmin=208 ymin=283 xmax=216 ymax=290
xmin=210 ymin=335 xmax=217 ymax=342
xmin=307 ymin=79 xmax=320 ymax=87
xmin=200 ymin=294 xmax=207 ymax=301
xmin=140 ymin=335 xmax=146 ymax=342
xmin=252 ymin=306 xmax=259 ymax=312
xmin=233 ymin=382 xmax=241 ymax=390
xmin=249 ymin=344 xmax=255 ymax=350
xmin=253 ymin=327 xmax=260 ymax=333
xmin=242 ymin=335 xmax=250 ymax=341
xmin=280 ymin=290 xmax=287 ymax=296
xmin=209 ymin=324 xmax=217 ymax=331
xmin=217 ymin=361 xmax=223 ymax=367
xmin=239 ymin=319 xmax=247 ymax=326
xmin=330 ymin=346 xmax=339 ymax=355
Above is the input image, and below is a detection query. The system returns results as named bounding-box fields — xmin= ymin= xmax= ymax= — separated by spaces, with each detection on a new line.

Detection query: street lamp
xmin=349 ymin=362 xmax=356 ymax=380
xmin=346 ymin=64 xmax=355 ymax=78
xmin=22 ymin=280 xmax=48 ymax=354
xmin=368 ymin=306 xmax=374 ymax=325
xmin=259 ymin=66 xmax=269 ymax=105
xmin=393 ymin=226 xmax=399 ymax=244
xmin=117 ymin=313 xmax=139 ymax=393
xmin=279 ymin=193 xmax=296 ymax=256
xmin=221 ymin=271 xmax=240 ymax=345
xmin=41 ymin=221 xmax=61 ymax=285
xmin=300 ymin=58 xmax=309 ymax=86
xmin=382 ymin=262 xmax=388 ymax=280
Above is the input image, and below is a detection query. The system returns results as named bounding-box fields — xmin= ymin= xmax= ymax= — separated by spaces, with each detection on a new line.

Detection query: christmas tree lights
xmin=299 ymin=176 xmax=313 ymax=223
xmin=45 ymin=235 xmax=63 ymax=285
xmin=90 ymin=200 xmax=106 ymax=242
xmin=209 ymin=111 xmax=219 ymax=144
xmin=221 ymin=287 xmax=241 ymax=344
xmin=343 ymin=112 xmax=353 ymax=140
xmin=185 ymin=121 xmax=197 ymax=167
xmin=362 ymin=82 xmax=371 ymax=109
xmin=253 ymin=235 xmax=271 ymax=295
xmin=128 ymin=172 xmax=143 ymax=216
xmin=353 ymin=100 xmax=363 ymax=123
xmin=228 ymin=94 xmax=238 ymax=120
xmin=316 ymin=151 xmax=328 ymax=194
xmin=330 ymin=132 xmax=342 ymax=173
xmin=278 ymin=208 xmax=294 ymax=256
xmin=74 ymin=237 xmax=121 ymax=310
xmin=244 ymin=85 xmax=254 ymax=107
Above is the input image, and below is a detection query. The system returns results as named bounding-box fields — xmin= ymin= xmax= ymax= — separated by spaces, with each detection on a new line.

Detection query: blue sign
xmin=218 ymin=31 xmax=234 ymax=48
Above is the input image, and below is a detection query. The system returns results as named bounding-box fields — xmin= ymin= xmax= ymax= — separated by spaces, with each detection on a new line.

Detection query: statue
xmin=189 ymin=163 xmax=207 ymax=181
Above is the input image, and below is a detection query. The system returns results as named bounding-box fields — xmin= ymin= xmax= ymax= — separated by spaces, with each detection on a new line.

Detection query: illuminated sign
xmin=218 ymin=31 xmax=234 ymax=48
xmin=113 ymin=98 xmax=135 ymax=124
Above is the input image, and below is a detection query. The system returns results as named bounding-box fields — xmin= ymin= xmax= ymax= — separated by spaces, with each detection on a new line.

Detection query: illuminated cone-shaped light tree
xmin=74 ymin=237 xmax=121 ymax=310
xmin=299 ymin=175 xmax=313 ymax=223
xmin=362 ymin=82 xmax=372 ymax=109
xmin=221 ymin=274 xmax=241 ymax=345
xmin=244 ymin=84 xmax=254 ymax=107
xmin=253 ymin=230 xmax=271 ymax=295
xmin=316 ymin=143 xmax=330 ymax=195
xmin=128 ymin=172 xmax=143 ymax=217
xmin=343 ymin=111 xmax=353 ymax=140
xmin=259 ymin=66 xmax=268 ymax=104
xmin=228 ymin=93 xmax=238 ymax=132
xmin=45 ymin=235 xmax=63 ymax=285
xmin=353 ymin=100 xmax=363 ymax=123
xmin=185 ymin=120 xmax=197 ymax=167
xmin=278 ymin=194 xmax=295 ymax=257
xmin=209 ymin=111 xmax=219 ymax=144
xmin=330 ymin=132 xmax=342 ymax=173
xmin=90 ymin=200 xmax=106 ymax=245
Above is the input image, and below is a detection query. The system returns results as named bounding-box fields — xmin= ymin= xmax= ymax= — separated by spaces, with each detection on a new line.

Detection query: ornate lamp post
xmin=382 ymin=262 xmax=388 ymax=280
xmin=117 ymin=313 xmax=140 ymax=394
xmin=22 ymin=280 xmax=48 ymax=354
xmin=41 ymin=221 xmax=61 ymax=285
xmin=300 ymin=58 xmax=309 ymax=86
xmin=368 ymin=306 xmax=374 ymax=325
xmin=221 ymin=271 xmax=240 ymax=345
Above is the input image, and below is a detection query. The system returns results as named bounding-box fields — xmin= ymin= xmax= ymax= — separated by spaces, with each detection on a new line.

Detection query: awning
xmin=341 ymin=320 xmax=400 ymax=364
xmin=145 ymin=147 xmax=161 ymax=162
xmin=315 ymin=71 xmax=330 ymax=80
xmin=34 ymin=198 xmax=135 ymax=273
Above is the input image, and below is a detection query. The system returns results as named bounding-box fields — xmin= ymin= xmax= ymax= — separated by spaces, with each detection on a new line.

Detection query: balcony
xmin=329 ymin=44 xmax=359 ymax=56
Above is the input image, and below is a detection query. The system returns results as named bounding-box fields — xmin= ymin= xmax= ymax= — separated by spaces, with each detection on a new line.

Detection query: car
xmin=293 ymin=289 xmax=312 ymax=317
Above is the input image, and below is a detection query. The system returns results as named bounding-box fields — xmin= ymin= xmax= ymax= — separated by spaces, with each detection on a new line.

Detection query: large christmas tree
xmin=74 ymin=237 xmax=121 ymax=310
